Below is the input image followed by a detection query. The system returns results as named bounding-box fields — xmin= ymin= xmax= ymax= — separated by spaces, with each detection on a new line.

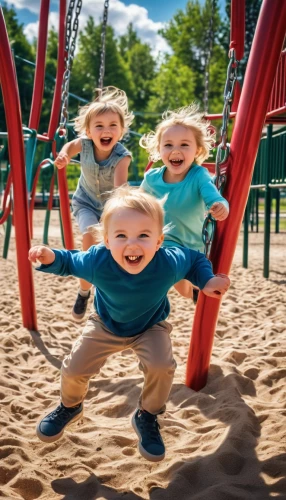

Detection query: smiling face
xmin=104 ymin=208 xmax=164 ymax=274
xmin=159 ymin=125 xmax=201 ymax=183
xmin=86 ymin=110 xmax=123 ymax=161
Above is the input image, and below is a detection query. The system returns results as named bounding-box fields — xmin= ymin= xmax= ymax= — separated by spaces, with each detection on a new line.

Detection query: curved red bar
xmin=29 ymin=0 xmax=50 ymax=130
xmin=0 ymin=170 xmax=12 ymax=224
xmin=0 ymin=8 xmax=37 ymax=330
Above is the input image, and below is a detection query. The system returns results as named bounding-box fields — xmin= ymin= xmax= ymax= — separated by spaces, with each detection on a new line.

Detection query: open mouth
xmin=125 ymin=255 xmax=143 ymax=265
xmin=100 ymin=138 xmax=112 ymax=146
xmin=170 ymin=159 xmax=183 ymax=167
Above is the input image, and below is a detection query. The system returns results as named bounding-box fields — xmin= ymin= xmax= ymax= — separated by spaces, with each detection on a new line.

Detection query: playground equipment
xmin=0 ymin=0 xmax=285 ymax=391
xmin=186 ymin=0 xmax=286 ymax=390
xmin=0 ymin=0 xmax=83 ymax=330
xmin=243 ymin=122 xmax=286 ymax=278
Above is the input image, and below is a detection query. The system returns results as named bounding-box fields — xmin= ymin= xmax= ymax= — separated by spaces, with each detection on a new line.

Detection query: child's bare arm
xmin=28 ymin=245 xmax=55 ymax=265
xmin=209 ymin=202 xmax=229 ymax=221
xmin=114 ymin=156 xmax=131 ymax=187
xmin=202 ymin=273 xmax=230 ymax=298
xmin=54 ymin=138 xmax=82 ymax=169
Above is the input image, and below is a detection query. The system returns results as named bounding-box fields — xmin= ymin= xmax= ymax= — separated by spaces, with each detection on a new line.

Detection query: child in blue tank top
xmin=54 ymin=86 xmax=134 ymax=321
xmin=140 ymin=103 xmax=229 ymax=299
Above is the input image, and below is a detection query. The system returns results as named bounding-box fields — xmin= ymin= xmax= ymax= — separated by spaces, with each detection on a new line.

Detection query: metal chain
xmin=59 ymin=0 xmax=82 ymax=131
xmin=203 ymin=48 xmax=238 ymax=258
xmin=203 ymin=0 xmax=216 ymax=113
xmin=98 ymin=0 xmax=109 ymax=90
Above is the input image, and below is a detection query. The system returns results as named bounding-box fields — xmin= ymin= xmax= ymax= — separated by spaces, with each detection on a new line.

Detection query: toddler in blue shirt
xmin=29 ymin=185 xmax=230 ymax=462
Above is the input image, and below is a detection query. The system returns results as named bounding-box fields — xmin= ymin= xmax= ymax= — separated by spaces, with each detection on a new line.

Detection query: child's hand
xmin=202 ymin=273 xmax=230 ymax=299
xmin=209 ymin=202 xmax=229 ymax=221
xmin=54 ymin=153 xmax=69 ymax=169
xmin=28 ymin=245 xmax=55 ymax=265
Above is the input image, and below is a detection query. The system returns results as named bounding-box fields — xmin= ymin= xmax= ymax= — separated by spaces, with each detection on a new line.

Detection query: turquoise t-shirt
xmin=141 ymin=165 xmax=229 ymax=252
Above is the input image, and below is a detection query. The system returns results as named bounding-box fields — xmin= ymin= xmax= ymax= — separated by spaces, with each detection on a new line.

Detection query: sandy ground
xmin=0 ymin=210 xmax=285 ymax=500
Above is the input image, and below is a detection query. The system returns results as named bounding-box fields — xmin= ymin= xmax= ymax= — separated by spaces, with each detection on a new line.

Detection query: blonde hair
xmin=90 ymin=185 xmax=165 ymax=242
xmin=74 ymin=86 xmax=134 ymax=137
xmin=139 ymin=103 xmax=216 ymax=164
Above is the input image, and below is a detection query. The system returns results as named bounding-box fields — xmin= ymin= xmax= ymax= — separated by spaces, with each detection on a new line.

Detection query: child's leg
xmin=36 ymin=314 xmax=124 ymax=442
xmin=130 ymin=321 xmax=176 ymax=462
xmin=60 ymin=314 xmax=123 ymax=406
xmin=174 ymin=278 xmax=194 ymax=299
xmin=132 ymin=320 xmax=176 ymax=414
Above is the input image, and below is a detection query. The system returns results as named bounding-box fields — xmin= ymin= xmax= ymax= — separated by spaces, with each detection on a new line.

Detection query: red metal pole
xmin=47 ymin=0 xmax=66 ymax=139
xmin=0 ymin=9 xmax=37 ymax=330
xmin=229 ymin=0 xmax=245 ymax=61
xmin=48 ymin=0 xmax=74 ymax=250
xmin=186 ymin=0 xmax=286 ymax=390
xmin=28 ymin=0 xmax=50 ymax=130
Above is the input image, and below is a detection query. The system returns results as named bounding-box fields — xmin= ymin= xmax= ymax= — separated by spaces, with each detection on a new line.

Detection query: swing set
xmin=0 ymin=0 xmax=285 ymax=391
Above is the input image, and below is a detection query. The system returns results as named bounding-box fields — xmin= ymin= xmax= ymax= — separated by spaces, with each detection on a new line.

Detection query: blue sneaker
xmin=36 ymin=403 xmax=83 ymax=443
xmin=132 ymin=409 xmax=165 ymax=462
xmin=72 ymin=291 xmax=90 ymax=322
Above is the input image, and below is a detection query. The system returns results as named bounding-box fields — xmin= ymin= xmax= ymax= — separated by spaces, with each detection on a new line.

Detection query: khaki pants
xmin=61 ymin=313 xmax=176 ymax=415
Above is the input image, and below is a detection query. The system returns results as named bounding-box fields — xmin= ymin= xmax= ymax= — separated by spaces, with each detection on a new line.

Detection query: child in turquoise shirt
xmin=140 ymin=103 xmax=229 ymax=299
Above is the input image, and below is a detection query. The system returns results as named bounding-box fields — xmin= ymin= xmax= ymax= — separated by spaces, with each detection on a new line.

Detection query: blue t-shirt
xmin=141 ymin=165 xmax=229 ymax=252
xmin=38 ymin=245 xmax=214 ymax=337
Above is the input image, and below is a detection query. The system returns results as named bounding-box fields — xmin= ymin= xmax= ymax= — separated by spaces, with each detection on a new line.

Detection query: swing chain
xmin=60 ymin=0 xmax=82 ymax=131
xmin=203 ymin=48 xmax=238 ymax=258
xmin=220 ymin=48 xmax=238 ymax=150
xmin=203 ymin=0 xmax=216 ymax=113
xmin=98 ymin=0 xmax=109 ymax=90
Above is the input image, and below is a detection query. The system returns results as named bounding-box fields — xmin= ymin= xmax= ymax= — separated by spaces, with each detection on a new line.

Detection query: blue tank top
xmin=74 ymin=138 xmax=131 ymax=210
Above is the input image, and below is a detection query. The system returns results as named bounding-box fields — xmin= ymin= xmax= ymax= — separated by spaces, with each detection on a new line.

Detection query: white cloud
xmin=5 ymin=0 xmax=40 ymax=13
xmin=17 ymin=0 xmax=171 ymax=56
xmin=24 ymin=21 xmax=38 ymax=40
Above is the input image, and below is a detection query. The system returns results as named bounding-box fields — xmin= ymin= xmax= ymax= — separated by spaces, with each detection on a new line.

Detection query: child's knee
xmin=61 ymin=355 xmax=85 ymax=379
xmin=141 ymin=357 xmax=177 ymax=376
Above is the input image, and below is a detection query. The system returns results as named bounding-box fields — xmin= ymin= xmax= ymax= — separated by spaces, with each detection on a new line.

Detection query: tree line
xmin=0 ymin=0 xmax=262 ymax=181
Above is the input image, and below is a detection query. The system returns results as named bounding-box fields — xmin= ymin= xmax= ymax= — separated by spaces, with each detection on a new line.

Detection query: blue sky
xmin=4 ymin=0 xmax=226 ymax=55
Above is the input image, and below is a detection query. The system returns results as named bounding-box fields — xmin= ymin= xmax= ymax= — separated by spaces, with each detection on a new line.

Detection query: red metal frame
xmin=47 ymin=0 xmax=66 ymax=139
xmin=230 ymin=0 xmax=245 ymax=61
xmin=0 ymin=8 xmax=37 ymax=330
xmin=28 ymin=0 xmax=50 ymax=130
xmin=0 ymin=171 xmax=12 ymax=224
xmin=267 ymin=50 xmax=286 ymax=113
xmin=29 ymin=159 xmax=54 ymax=236
xmin=186 ymin=0 xmax=286 ymax=390
xmin=48 ymin=0 xmax=74 ymax=250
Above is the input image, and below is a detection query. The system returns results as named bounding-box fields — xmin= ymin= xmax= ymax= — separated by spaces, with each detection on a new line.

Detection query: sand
xmin=0 ymin=210 xmax=285 ymax=500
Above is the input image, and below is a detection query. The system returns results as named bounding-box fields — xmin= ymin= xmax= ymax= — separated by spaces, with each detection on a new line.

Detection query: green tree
xmin=159 ymin=0 xmax=227 ymax=112
xmin=146 ymin=55 xmax=196 ymax=116
xmin=119 ymin=24 xmax=156 ymax=113
xmin=70 ymin=19 xmax=134 ymax=104
xmin=0 ymin=3 xmax=34 ymax=130
xmin=119 ymin=23 xmax=140 ymax=58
